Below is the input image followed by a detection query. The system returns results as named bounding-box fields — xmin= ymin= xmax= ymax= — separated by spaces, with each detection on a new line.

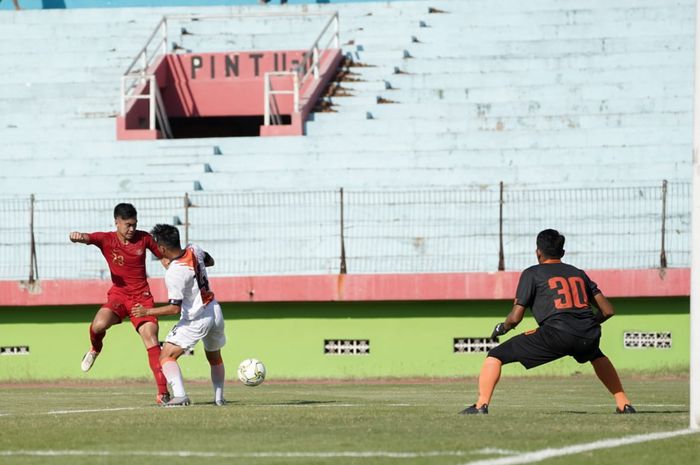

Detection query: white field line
xmin=0 ymin=450 xmax=474 ymax=459
xmin=0 ymin=407 xmax=147 ymax=418
xmin=458 ymin=428 xmax=698 ymax=465
xmin=0 ymin=403 xmax=379 ymax=418
xmin=46 ymin=407 xmax=141 ymax=415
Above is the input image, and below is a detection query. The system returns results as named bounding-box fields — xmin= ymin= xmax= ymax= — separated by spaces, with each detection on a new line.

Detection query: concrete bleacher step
xmin=361 ymin=50 xmax=693 ymax=74
xmin=380 ymin=66 xmax=691 ymax=89
xmin=302 ymin=116 xmax=691 ymax=141
xmin=191 ymin=161 xmax=687 ymax=191
xmin=411 ymin=34 xmax=692 ymax=56
xmin=200 ymin=145 xmax=688 ymax=173
xmin=310 ymin=96 xmax=692 ymax=122
xmin=0 ymin=174 xmax=200 ymax=196
xmin=306 ymin=110 xmax=690 ymax=133
xmin=367 ymin=81 xmax=691 ymax=105
xmin=3 ymin=157 xmax=213 ymax=177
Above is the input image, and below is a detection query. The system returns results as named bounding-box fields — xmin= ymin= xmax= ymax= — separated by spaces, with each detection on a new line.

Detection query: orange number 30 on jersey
xmin=547 ymin=276 xmax=588 ymax=309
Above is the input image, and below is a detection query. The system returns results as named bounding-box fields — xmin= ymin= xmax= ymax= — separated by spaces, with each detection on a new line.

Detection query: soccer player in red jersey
xmin=69 ymin=203 xmax=170 ymax=404
xmin=460 ymin=229 xmax=635 ymax=415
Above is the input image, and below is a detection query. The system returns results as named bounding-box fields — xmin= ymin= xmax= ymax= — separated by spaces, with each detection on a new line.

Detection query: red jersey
xmin=87 ymin=230 xmax=162 ymax=295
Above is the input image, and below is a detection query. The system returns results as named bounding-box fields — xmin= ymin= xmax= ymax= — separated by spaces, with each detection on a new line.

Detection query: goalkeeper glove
xmin=490 ymin=322 xmax=509 ymax=340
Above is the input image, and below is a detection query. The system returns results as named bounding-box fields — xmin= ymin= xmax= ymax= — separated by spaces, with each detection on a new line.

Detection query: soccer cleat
xmin=80 ymin=350 xmax=99 ymax=372
xmin=459 ymin=403 xmax=489 ymax=415
xmin=616 ymin=404 xmax=637 ymax=414
xmin=156 ymin=393 xmax=171 ymax=405
xmin=163 ymin=396 xmax=191 ymax=407
xmin=214 ymin=399 xmax=227 ymax=407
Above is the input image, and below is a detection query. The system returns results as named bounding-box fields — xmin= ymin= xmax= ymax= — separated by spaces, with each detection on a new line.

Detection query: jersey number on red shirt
xmin=548 ymin=276 xmax=588 ymax=309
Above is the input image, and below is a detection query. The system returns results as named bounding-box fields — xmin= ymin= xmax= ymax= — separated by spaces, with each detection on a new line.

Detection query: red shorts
xmin=103 ymin=289 xmax=157 ymax=331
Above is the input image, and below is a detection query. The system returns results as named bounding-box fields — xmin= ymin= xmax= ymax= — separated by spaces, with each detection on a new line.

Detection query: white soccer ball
xmin=237 ymin=358 xmax=266 ymax=387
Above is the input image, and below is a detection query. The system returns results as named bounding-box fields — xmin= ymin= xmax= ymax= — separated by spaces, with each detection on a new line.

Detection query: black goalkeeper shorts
xmin=488 ymin=324 xmax=605 ymax=369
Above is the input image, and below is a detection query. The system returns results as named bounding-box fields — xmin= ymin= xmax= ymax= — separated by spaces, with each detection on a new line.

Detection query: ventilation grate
xmin=0 ymin=346 xmax=30 ymax=355
xmin=623 ymin=332 xmax=672 ymax=349
xmin=454 ymin=338 xmax=499 ymax=353
xmin=324 ymin=339 xmax=370 ymax=355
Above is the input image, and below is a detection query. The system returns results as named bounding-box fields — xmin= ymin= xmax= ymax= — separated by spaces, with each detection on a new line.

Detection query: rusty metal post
xmin=660 ymin=179 xmax=668 ymax=268
xmin=339 ymin=188 xmax=347 ymax=274
xmin=184 ymin=192 xmax=190 ymax=245
xmin=498 ymin=182 xmax=505 ymax=271
xmin=28 ymin=194 xmax=39 ymax=282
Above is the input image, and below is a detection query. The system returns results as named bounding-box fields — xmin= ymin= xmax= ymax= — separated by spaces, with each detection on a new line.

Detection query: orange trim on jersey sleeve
xmin=172 ymin=248 xmax=195 ymax=270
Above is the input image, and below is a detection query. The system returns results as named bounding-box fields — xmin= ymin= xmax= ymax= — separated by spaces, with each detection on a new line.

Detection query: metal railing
xmin=120 ymin=18 xmax=172 ymax=137
xmin=1 ymin=182 xmax=690 ymax=282
xmin=264 ymin=72 xmax=299 ymax=126
xmin=263 ymin=12 xmax=340 ymax=126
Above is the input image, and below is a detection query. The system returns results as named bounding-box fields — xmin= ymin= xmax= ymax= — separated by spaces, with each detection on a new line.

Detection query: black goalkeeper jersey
xmin=514 ymin=260 xmax=602 ymax=339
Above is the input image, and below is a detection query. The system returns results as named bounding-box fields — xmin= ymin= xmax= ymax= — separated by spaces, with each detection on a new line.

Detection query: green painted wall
xmin=0 ymin=298 xmax=689 ymax=381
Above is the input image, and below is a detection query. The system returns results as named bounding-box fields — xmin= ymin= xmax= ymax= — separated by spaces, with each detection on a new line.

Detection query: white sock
xmin=161 ymin=360 xmax=186 ymax=398
xmin=211 ymin=362 xmax=225 ymax=402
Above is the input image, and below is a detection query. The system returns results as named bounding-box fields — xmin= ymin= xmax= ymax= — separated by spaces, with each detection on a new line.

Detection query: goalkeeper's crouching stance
xmin=460 ymin=229 xmax=635 ymax=415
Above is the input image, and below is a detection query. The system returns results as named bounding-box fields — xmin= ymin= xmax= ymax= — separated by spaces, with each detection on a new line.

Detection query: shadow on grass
xmin=559 ymin=410 xmax=687 ymax=415
xmin=270 ymin=400 xmax=341 ymax=406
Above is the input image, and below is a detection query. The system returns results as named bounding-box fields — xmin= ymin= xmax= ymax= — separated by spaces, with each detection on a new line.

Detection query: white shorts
xmin=165 ymin=301 xmax=226 ymax=352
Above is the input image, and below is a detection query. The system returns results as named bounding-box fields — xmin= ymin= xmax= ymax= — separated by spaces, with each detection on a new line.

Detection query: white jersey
xmin=165 ymin=244 xmax=215 ymax=320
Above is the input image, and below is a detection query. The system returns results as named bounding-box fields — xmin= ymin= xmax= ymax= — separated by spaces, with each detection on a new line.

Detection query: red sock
xmin=147 ymin=345 xmax=169 ymax=395
xmin=89 ymin=324 xmax=105 ymax=353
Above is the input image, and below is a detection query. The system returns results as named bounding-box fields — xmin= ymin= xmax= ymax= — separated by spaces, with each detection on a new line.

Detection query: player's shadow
xmin=199 ymin=400 xmax=240 ymax=406
xmin=559 ymin=410 xmax=686 ymax=415
xmin=272 ymin=400 xmax=340 ymax=406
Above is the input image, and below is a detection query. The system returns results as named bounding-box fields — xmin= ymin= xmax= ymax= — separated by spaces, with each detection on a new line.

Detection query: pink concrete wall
xmin=162 ymin=50 xmax=306 ymax=117
xmin=0 ymin=269 xmax=689 ymax=306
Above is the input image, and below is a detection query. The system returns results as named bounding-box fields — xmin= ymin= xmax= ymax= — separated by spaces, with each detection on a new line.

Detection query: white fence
xmin=1 ymin=182 xmax=688 ymax=281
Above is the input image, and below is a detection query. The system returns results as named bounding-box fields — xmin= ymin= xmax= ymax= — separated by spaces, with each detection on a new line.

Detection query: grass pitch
xmin=0 ymin=375 xmax=697 ymax=465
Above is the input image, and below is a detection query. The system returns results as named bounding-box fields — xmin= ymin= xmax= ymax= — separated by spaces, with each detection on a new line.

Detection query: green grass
xmin=0 ymin=375 xmax=697 ymax=465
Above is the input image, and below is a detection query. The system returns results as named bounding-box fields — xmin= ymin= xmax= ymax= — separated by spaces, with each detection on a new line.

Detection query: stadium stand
xmin=0 ymin=0 xmax=693 ymax=280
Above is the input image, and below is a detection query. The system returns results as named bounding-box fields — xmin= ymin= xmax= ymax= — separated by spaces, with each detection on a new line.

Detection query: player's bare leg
xmin=136 ymin=321 xmax=170 ymax=403
xmin=591 ymin=356 xmax=636 ymax=413
xmin=206 ymin=350 xmax=226 ymax=406
xmin=81 ymin=307 xmax=120 ymax=372
xmin=460 ymin=356 xmax=501 ymax=414
xmin=160 ymin=343 xmax=190 ymax=406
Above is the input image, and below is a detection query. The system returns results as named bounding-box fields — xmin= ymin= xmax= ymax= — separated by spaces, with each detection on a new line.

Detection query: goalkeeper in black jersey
xmin=460 ymin=229 xmax=635 ymax=415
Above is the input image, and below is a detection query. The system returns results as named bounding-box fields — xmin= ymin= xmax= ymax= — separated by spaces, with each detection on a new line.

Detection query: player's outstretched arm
xmin=592 ymin=292 xmax=615 ymax=323
xmin=131 ymin=303 xmax=180 ymax=318
xmin=69 ymin=232 xmax=90 ymax=244
xmin=491 ymin=304 xmax=526 ymax=339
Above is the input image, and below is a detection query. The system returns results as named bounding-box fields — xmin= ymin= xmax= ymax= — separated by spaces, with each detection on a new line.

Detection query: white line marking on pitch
xmin=0 ymin=407 xmax=146 ymax=418
xmin=0 ymin=450 xmax=473 ymax=459
xmin=46 ymin=407 xmax=142 ymax=415
xmin=458 ymin=428 xmax=698 ymax=465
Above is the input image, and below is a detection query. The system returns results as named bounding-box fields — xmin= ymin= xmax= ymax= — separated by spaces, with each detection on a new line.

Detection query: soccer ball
xmin=237 ymin=358 xmax=266 ymax=387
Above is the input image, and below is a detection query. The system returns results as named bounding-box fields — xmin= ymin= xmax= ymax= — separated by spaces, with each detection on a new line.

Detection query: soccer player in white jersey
xmin=130 ymin=224 xmax=226 ymax=407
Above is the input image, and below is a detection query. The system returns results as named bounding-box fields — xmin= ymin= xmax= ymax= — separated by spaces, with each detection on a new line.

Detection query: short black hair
xmin=537 ymin=229 xmax=565 ymax=259
xmin=113 ymin=203 xmax=137 ymax=220
xmin=150 ymin=224 xmax=181 ymax=250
